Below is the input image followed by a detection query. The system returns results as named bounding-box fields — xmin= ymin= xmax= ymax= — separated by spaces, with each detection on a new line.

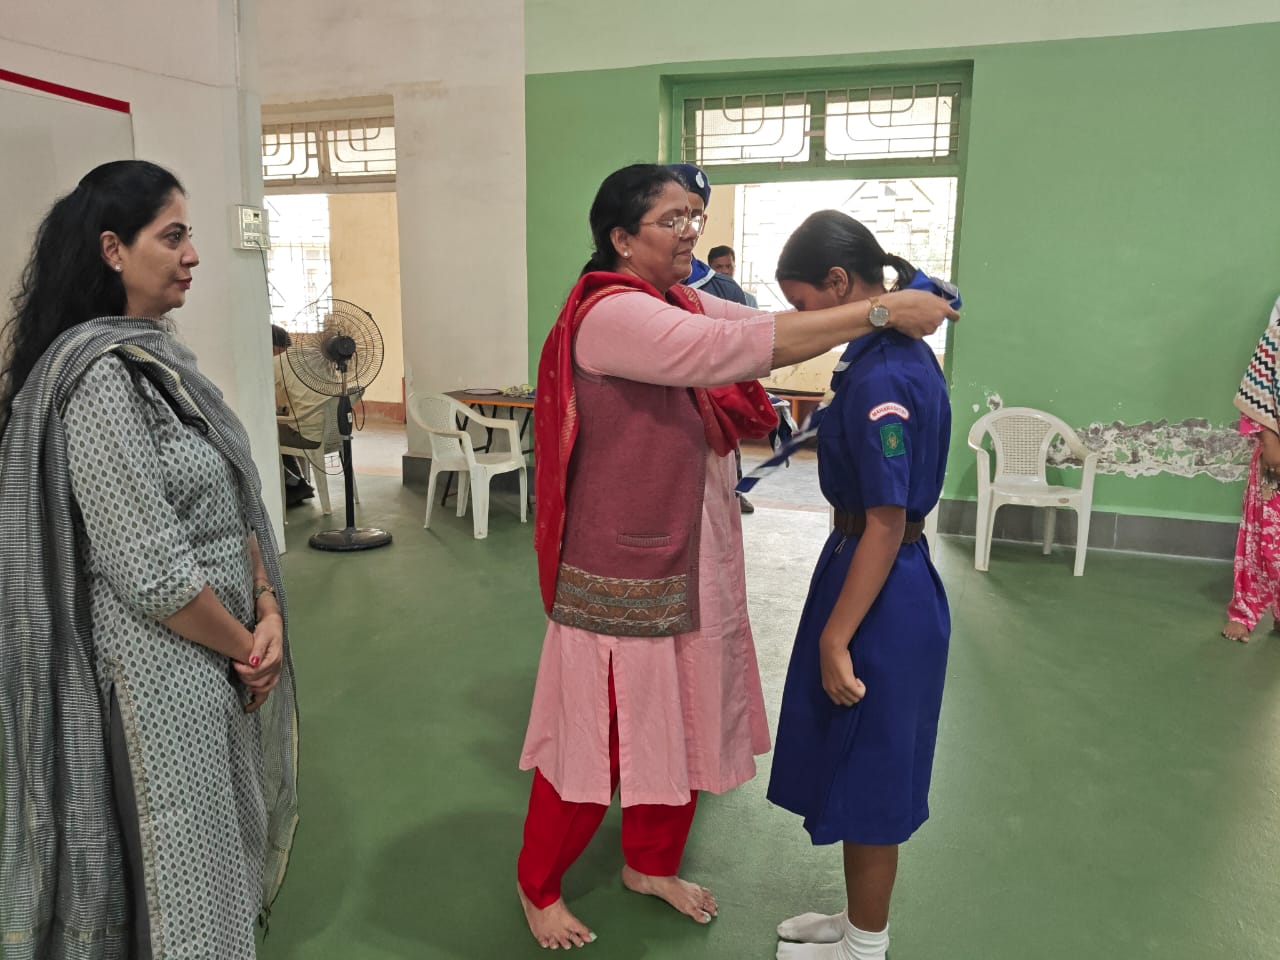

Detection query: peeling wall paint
xmin=1063 ymin=419 xmax=1248 ymax=481
xmin=977 ymin=391 xmax=1250 ymax=482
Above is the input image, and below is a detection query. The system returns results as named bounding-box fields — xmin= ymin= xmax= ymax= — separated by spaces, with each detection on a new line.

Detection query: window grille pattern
xmin=682 ymin=82 xmax=961 ymax=168
xmin=262 ymin=117 xmax=395 ymax=187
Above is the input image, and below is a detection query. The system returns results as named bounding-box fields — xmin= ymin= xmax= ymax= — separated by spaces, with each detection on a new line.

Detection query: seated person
xmin=272 ymin=324 xmax=328 ymax=506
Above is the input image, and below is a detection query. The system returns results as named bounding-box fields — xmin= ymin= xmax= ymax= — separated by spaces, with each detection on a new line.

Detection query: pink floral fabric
xmin=1227 ymin=415 xmax=1280 ymax=630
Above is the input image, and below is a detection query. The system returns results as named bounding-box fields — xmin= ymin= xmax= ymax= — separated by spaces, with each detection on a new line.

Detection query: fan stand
xmin=308 ymin=360 xmax=393 ymax=552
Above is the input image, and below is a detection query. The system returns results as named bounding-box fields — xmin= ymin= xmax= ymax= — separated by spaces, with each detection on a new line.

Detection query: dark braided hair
xmin=580 ymin=164 xmax=684 ymax=276
xmin=776 ymin=209 xmax=917 ymax=291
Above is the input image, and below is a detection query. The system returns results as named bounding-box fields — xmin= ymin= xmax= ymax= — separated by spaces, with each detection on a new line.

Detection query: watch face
xmin=869 ymin=304 xmax=890 ymax=328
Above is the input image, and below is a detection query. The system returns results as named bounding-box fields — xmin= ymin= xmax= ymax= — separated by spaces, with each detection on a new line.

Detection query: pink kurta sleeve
xmin=697 ymin=291 xmax=769 ymax=322
xmin=574 ymin=289 xmax=774 ymax=387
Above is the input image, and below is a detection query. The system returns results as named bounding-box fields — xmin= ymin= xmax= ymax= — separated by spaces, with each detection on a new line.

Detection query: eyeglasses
xmin=640 ymin=214 xmax=707 ymax=237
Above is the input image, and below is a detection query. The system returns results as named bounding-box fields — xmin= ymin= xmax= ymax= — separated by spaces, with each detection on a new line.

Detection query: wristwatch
xmin=868 ymin=297 xmax=890 ymax=329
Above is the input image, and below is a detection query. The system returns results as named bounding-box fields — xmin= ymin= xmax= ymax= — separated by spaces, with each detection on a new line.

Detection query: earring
xmin=113 ymin=263 xmax=123 ymax=272
xmin=622 ymin=251 xmax=631 ymax=259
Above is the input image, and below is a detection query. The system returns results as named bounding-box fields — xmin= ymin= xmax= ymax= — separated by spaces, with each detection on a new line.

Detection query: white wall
xmin=257 ymin=0 xmax=529 ymax=456
xmin=526 ymin=0 xmax=1280 ymax=74
xmin=1 ymin=0 xmax=285 ymax=544
xmin=329 ymin=192 xmax=404 ymax=408
xmin=0 ymin=86 xmax=135 ymax=323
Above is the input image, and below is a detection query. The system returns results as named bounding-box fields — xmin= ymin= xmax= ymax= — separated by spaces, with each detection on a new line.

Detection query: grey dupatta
xmin=0 ymin=318 xmax=299 ymax=958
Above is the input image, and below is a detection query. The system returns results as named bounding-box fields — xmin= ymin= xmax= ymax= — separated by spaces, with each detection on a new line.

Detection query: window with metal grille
xmin=678 ymin=78 xmax=963 ymax=172
xmin=262 ymin=116 xmax=396 ymax=189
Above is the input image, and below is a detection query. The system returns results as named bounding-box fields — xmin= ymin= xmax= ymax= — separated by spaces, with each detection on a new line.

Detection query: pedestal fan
xmin=286 ymin=297 xmax=392 ymax=552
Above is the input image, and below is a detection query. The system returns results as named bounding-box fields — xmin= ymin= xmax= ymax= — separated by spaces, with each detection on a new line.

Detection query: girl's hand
xmin=820 ymin=639 xmax=866 ymax=707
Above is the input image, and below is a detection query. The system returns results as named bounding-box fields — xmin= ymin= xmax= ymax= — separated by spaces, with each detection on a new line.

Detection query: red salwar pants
xmin=517 ymin=667 xmax=699 ymax=909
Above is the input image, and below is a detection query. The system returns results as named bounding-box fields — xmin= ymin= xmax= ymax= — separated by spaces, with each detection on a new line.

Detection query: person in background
xmin=707 ymin=244 xmax=735 ymax=276
xmin=0 ymin=159 xmax=298 ymax=959
xmin=668 ymin=164 xmax=751 ymax=307
xmin=707 ymin=244 xmax=759 ymax=308
xmin=516 ymin=164 xmax=957 ymax=950
xmin=272 ymin=323 xmax=318 ymax=506
xmin=1225 ymin=293 xmax=1280 ymax=641
xmin=669 ymin=163 xmax=759 ymax=512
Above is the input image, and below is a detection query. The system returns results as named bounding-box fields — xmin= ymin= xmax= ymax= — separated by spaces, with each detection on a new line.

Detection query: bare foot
xmin=621 ymin=864 xmax=717 ymax=924
xmin=517 ymin=883 xmax=597 ymax=949
xmin=1223 ymin=621 xmax=1251 ymax=643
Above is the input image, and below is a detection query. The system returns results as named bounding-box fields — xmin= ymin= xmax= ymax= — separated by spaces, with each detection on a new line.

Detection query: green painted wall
xmin=525 ymin=63 xmax=666 ymax=351
xmin=526 ymin=23 xmax=1280 ymax=522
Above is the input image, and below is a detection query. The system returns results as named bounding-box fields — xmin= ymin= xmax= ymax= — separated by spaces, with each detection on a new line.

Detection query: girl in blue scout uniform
xmin=764 ymin=211 xmax=956 ymax=960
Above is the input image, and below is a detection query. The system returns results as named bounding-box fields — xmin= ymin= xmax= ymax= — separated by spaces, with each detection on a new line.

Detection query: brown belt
xmin=834 ymin=510 xmax=925 ymax=544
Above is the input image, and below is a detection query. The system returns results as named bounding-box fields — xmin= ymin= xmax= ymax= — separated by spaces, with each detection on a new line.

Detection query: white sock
xmin=776 ymin=917 xmax=888 ymax=960
xmin=777 ymin=910 xmax=847 ymax=943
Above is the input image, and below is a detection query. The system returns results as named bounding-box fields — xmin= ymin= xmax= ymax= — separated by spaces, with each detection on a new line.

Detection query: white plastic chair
xmin=279 ymin=395 xmax=360 ymax=516
xmin=967 ymin=406 xmax=1098 ymax=576
xmin=409 ymin=393 xmax=527 ymax=539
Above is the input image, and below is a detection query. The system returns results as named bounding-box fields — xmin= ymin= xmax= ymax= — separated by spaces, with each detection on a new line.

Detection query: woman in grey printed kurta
xmin=0 ymin=161 xmax=297 ymax=960
xmin=65 ymin=354 xmax=270 ymax=958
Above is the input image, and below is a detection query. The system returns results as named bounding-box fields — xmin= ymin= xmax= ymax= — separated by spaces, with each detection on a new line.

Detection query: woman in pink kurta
xmin=1226 ymin=296 xmax=1280 ymax=641
xmin=517 ymin=164 xmax=960 ymax=950
xmin=1224 ymin=416 xmax=1280 ymax=640
xmin=521 ymin=287 xmax=776 ymax=804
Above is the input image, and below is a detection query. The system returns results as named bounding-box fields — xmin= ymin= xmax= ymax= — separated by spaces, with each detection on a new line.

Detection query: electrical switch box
xmin=232 ymin=204 xmax=270 ymax=250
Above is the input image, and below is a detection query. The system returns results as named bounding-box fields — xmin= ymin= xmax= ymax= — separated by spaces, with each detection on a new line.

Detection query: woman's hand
xmin=883 ymin=289 xmax=960 ymax=340
xmin=234 ymin=612 xmax=284 ymax=714
xmin=819 ymin=636 xmax=866 ymax=707
xmin=1261 ymin=428 xmax=1280 ymax=473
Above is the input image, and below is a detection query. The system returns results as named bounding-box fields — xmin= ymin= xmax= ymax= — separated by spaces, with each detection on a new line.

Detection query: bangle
xmin=253 ymin=583 xmax=276 ymax=602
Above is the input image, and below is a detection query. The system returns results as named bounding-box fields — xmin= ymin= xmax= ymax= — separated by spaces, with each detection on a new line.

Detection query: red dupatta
xmin=533 ymin=271 xmax=777 ymax=615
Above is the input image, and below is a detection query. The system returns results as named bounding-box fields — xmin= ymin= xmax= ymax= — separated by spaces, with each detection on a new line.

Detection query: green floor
xmin=262 ymin=476 xmax=1280 ymax=959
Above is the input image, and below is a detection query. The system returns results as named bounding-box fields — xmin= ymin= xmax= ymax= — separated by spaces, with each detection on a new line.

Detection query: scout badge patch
xmin=880 ymin=422 xmax=905 ymax=458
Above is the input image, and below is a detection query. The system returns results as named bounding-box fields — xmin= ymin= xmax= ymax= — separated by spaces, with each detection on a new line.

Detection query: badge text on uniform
xmin=868 ymin=402 xmax=910 ymax=422
xmin=880 ymin=423 xmax=905 ymax=458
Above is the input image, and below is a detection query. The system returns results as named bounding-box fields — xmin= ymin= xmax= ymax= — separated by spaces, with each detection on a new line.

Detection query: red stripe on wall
xmin=0 ymin=68 xmax=130 ymax=114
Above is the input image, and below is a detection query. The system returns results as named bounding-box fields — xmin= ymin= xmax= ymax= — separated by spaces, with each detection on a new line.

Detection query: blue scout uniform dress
xmin=766 ymin=328 xmax=952 ymax=845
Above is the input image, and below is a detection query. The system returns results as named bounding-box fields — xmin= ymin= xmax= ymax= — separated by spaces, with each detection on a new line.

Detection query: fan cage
xmin=284 ymin=297 xmax=384 ymax=397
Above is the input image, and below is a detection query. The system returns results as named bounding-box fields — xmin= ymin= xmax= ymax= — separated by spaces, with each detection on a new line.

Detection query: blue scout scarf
xmin=685 ymin=257 xmax=714 ymax=289
xmin=736 ymin=271 xmax=961 ymax=494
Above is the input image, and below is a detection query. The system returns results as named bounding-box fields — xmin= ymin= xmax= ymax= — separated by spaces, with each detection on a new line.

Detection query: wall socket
xmin=233 ymin=204 xmax=270 ymax=250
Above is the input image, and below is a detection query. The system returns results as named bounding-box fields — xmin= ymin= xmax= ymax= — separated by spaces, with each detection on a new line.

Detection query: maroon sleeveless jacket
xmin=550 ymin=366 xmax=707 ymax=637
